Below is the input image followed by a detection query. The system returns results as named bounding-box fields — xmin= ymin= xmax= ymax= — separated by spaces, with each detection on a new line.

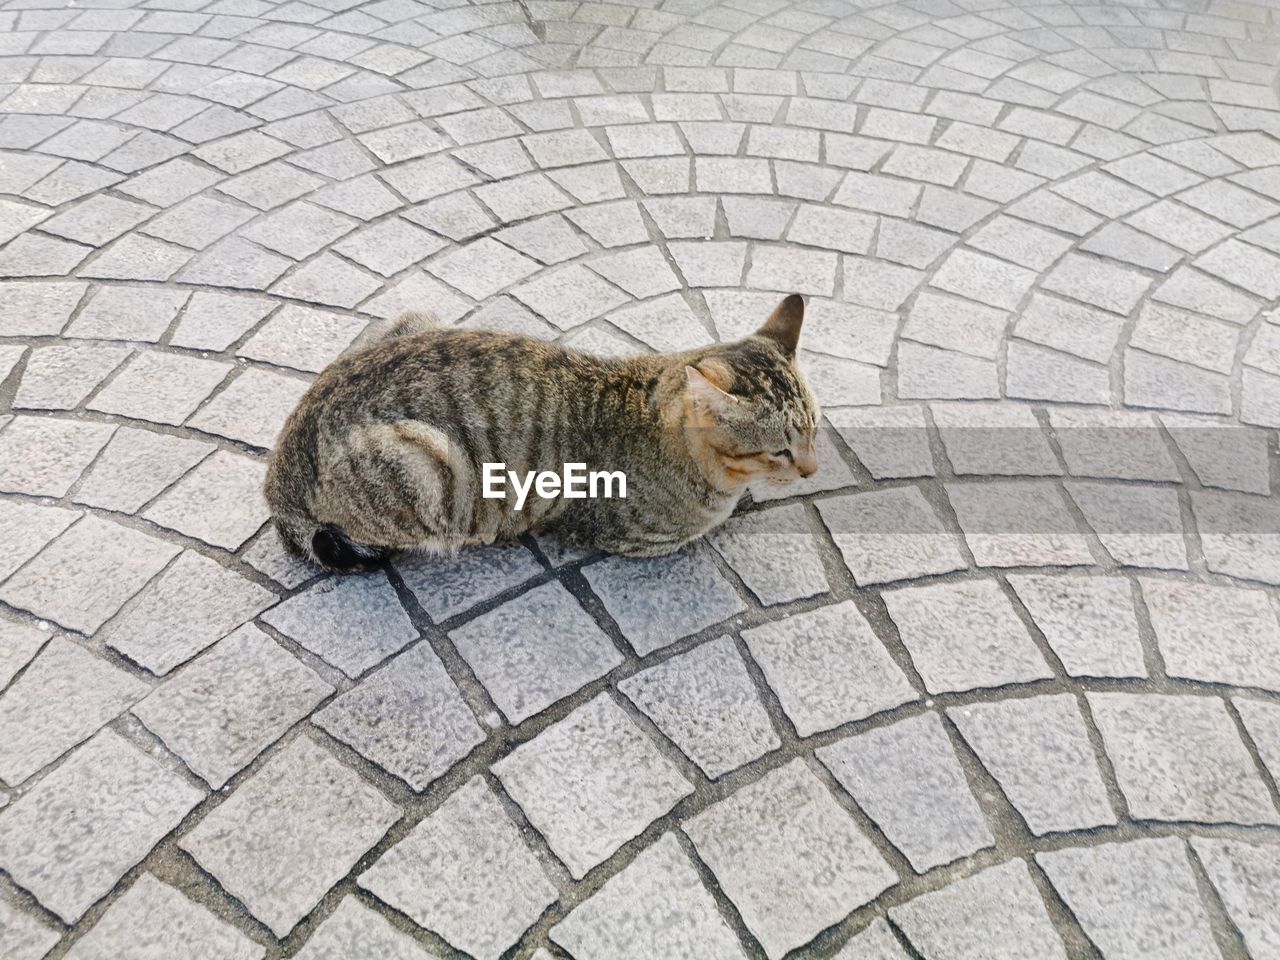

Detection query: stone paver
xmin=818 ymin=712 xmax=993 ymax=873
xmin=950 ymin=695 xmax=1117 ymax=836
xmin=5 ymin=0 xmax=1280 ymax=952
xmin=359 ymin=776 xmax=556 ymax=960
xmin=0 ymin=636 xmax=148 ymax=786
xmin=883 ymin=581 xmax=1052 ymax=695
xmin=1191 ymin=837 xmax=1280 ymax=960
xmin=259 ymin=571 xmax=417 ymax=677
xmin=494 ymin=694 xmax=692 ymax=879
xmin=1008 ymin=575 xmax=1146 ymax=679
xmin=1143 ymin=579 xmax=1280 ymax=692
xmin=619 ymin=635 xmax=779 ymax=779
xmin=0 ymin=515 xmax=180 ymax=633
xmin=816 ymin=487 xmax=967 ymax=586
xmin=551 ymin=832 xmax=747 ymax=960
xmin=293 ymin=898 xmax=439 ymax=960
xmin=104 ymin=550 xmax=276 ymax=675
xmin=1088 ymin=693 xmax=1277 ymax=825
xmin=314 ymin=643 xmax=485 ymax=792
xmin=133 ymin=624 xmax=332 ymax=788
xmin=449 ymin=581 xmax=622 ymax=724
xmin=65 ymin=873 xmax=265 ymax=960
xmin=890 ymin=860 xmax=1067 ymax=960
xmin=0 ymin=730 xmax=203 ymax=923
xmin=1038 ymin=838 xmax=1220 ymax=960
xmin=582 ymin=548 xmax=746 ymax=655
xmin=180 ymin=735 xmax=399 ymax=937
xmin=742 ymin=600 xmax=916 ymax=736
xmin=685 ymin=759 xmax=896 ymax=960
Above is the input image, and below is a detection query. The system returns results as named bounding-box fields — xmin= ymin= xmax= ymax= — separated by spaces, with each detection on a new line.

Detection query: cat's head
xmin=682 ymin=294 xmax=820 ymax=489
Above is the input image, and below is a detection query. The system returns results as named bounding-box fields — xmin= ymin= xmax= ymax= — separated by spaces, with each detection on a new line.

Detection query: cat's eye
xmin=773 ymin=449 xmax=794 ymax=462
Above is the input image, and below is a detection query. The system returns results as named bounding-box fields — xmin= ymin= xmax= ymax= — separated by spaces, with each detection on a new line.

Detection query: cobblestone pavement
xmin=3 ymin=0 xmax=1280 ymax=955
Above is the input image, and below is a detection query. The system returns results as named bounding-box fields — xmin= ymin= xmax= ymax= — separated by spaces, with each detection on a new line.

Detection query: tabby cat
xmin=264 ymin=294 xmax=820 ymax=572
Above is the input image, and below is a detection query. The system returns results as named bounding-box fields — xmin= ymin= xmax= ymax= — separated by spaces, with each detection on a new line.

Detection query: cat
xmin=264 ymin=293 xmax=820 ymax=573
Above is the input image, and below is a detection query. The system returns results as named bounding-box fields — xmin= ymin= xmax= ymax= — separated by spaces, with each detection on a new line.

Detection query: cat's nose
xmin=796 ymin=444 xmax=818 ymax=478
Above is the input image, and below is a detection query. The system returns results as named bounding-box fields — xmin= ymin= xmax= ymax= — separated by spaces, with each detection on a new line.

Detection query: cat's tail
xmin=273 ymin=514 xmax=388 ymax=574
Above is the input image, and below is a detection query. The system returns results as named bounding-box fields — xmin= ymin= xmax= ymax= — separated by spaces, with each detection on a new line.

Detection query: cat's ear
xmin=756 ymin=294 xmax=805 ymax=355
xmin=685 ymin=365 xmax=736 ymax=415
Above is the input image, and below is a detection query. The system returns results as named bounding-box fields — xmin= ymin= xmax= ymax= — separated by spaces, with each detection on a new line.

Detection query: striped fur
xmin=264 ymin=295 xmax=819 ymax=572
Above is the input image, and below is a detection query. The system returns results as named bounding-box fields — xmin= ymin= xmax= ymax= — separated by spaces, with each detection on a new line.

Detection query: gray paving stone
xmin=260 ymin=571 xmax=416 ymax=678
xmin=396 ymin=543 xmax=542 ymax=622
xmin=1163 ymin=415 xmax=1270 ymax=495
xmin=582 ymin=548 xmax=746 ymax=656
xmin=180 ymin=735 xmax=399 ymax=937
xmin=832 ymin=917 xmax=911 ymax=958
xmin=0 ymin=896 xmax=61 ymax=960
xmin=187 ymin=367 xmax=309 ymax=450
xmin=1050 ymin=409 xmax=1178 ymax=482
xmin=13 ymin=342 xmax=131 ymax=410
xmin=948 ymin=481 xmax=1094 ymax=568
xmin=133 ymin=623 xmax=331 ymax=788
xmin=0 ymin=515 xmax=180 ymax=634
xmin=1191 ymin=837 xmax=1280 ymax=960
xmin=0 ymin=499 xmax=80 ymax=583
xmin=901 ymin=291 xmax=1007 ymax=361
xmin=1088 ymin=692 xmax=1276 ymax=825
xmin=897 ymin=342 xmax=1000 ymax=401
xmin=143 ymin=450 xmax=269 ymax=551
xmin=104 ymin=550 xmax=275 ymax=675
xmin=64 ymin=285 xmax=187 ymax=342
xmin=685 ymin=758 xmax=896 ymax=960
xmin=707 ymin=503 xmax=828 ymax=605
xmin=1008 ymin=575 xmax=1145 ymax=679
xmin=1235 ymin=697 xmax=1280 ymax=785
xmin=743 ymin=600 xmax=916 ymax=736
xmin=449 ymin=581 xmax=622 ymax=724
xmin=493 ymin=693 xmax=693 ymax=879
xmin=315 ymin=642 xmax=484 ymax=791
xmin=619 ymin=635 xmax=778 ymax=778
xmin=890 ymin=860 xmax=1067 ymax=960
xmin=65 ymin=873 xmax=265 ymax=960
xmin=1190 ymin=489 xmax=1280 ymax=585
xmin=427 ymin=237 xmax=540 ymax=300
xmin=884 ymin=579 xmax=1052 ymax=695
xmin=818 ymin=712 xmax=992 ymax=872
xmin=293 ymin=898 xmax=439 ymax=960
xmin=932 ymin=402 xmax=1060 ymax=477
xmin=816 ymin=487 xmax=966 ymax=585
xmin=512 ymin=262 xmax=629 ymax=329
xmin=930 ymin=249 xmax=1036 ymax=310
xmin=0 ymin=729 xmax=203 ymax=923
xmin=0 ymin=415 xmax=115 ymax=497
xmin=551 ymin=832 xmax=748 ymax=960
xmin=951 ymin=694 xmax=1117 ymax=835
xmin=1131 ymin=302 xmax=1239 ymax=375
xmin=72 ymin=427 xmax=212 ymax=514
xmin=237 ymin=305 xmax=365 ymax=374
xmin=5 ymin=631 xmax=144 ymax=786
xmin=825 ymin=406 xmax=933 ymax=479
xmin=0 ymin=281 xmax=86 ymax=337
xmin=360 ymin=776 xmax=555 ymax=960
xmin=1142 ymin=579 xmax=1280 ymax=693
xmin=0 ymin=617 xmax=47 ymax=688
xmin=88 ymin=351 xmax=232 ymax=427
xmin=1038 ymin=838 xmax=1219 ymax=960
xmin=1066 ymin=481 xmax=1188 ymax=571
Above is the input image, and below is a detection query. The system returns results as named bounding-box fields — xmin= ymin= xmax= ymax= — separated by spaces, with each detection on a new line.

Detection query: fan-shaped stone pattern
xmin=3 ymin=0 xmax=1280 ymax=956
